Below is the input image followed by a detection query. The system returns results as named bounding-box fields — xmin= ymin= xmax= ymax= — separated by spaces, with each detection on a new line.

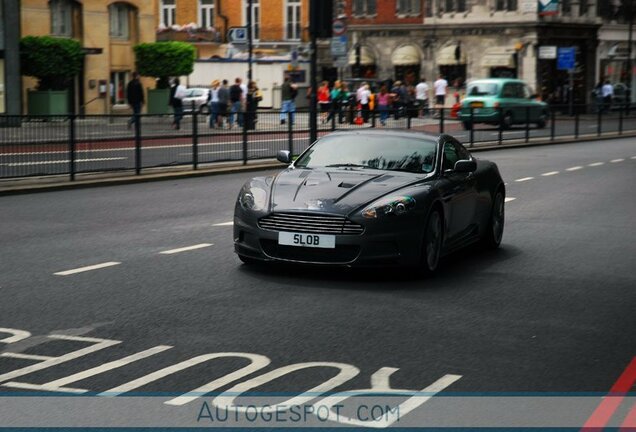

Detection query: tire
xmin=501 ymin=111 xmax=513 ymax=129
xmin=481 ymin=190 xmax=505 ymax=249
xmin=462 ymin=121 xmax=473 ymax=130
xmin=536 ymin=111 xmax=548 ymax=129
xmin=420 ymin=209 xmax=443 ymax=274
xmin=199 ymin=104 xmax=209 ymax=115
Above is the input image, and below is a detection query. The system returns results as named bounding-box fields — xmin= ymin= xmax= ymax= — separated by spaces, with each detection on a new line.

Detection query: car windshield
xmin=467 ymin=82 xmax=499 ymax=96
xmin=294 ymin=135 xmax=437 ymax=174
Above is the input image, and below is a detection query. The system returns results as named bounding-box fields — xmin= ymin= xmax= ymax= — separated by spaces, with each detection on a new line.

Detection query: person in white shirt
xmin=169 ymin=78 xmax=187 ymax=129
xmin=415 ymin=78 xmax=430 ymax=117
xmin=433 ymin=75 xmax=448 ymax=116
xmin=601 ymin=79 xmax=614 ymax=113
xmin=358 ymin=84 xmax=371 ymax=122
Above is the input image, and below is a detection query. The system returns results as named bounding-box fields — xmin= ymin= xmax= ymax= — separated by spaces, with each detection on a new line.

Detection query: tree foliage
xmin=134 ymin=42 xmax=196 ymax=89
xmin=20 ymin=36 xmax=84 ymax=91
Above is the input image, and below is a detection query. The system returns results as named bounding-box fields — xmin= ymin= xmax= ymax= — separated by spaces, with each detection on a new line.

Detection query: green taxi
xmin=459 ymin=78 xmax=549 ymax=130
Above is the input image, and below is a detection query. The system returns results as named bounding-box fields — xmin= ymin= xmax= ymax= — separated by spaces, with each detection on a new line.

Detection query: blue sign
xmin=539 ymin=0 xmax=559 ymax=16
xmin=557 ymin=47 xmax=576 ymax=71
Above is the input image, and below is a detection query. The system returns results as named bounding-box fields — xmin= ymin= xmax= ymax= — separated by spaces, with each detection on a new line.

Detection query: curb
xmin=1 ymin=131 xmax=634 ymax=196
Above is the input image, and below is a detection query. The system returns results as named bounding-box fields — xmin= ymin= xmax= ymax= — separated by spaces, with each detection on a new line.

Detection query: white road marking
xmin=159 ymin=243 xmax=213 ymax=255
xmin=213 ymin=221 xmax=234 ymax=226
xmin=515 ymin=177 xmax=534 ymax=182
xmin=1 ymin=158 xmax=127 ymax=167
xmin=0 ymin=335 xmax=121 ymax=383
xmin=588 ymin=162 xmax=604 ymax=167
xmin=4 ymin=345 xmax=173 ymax=394
xmin=178 ymin=148 xmax=267 ymax=156
xmin=541 ymin=171 xmax=559 ymax=176
xmin=0 ymin=328 xmax=31 ymax=344
xmin=505 ymin=197 xmax=516 ymax=202
xmin=54 ymin=261 xmax=121 ymax=276
xmin=566 ymin=166 xmax=583 ymax=171
xmin=631 ymin=156 xmax=636 ymax=160
xmin=610 ymin=158 xmax=625 ymax=163
xmin=0 ymin=353 xmax=54 ymax=361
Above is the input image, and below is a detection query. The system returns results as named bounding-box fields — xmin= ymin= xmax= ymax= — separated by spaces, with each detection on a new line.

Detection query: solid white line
xmin=178 ymin=148 xmax=267 ymax=156
xmin=0 ymin=353 xmax=54 ymax=361
xmin=610 ymin=158 xmax=625 ymax=163
xmin=54 ymin=261 xmax=121 ymax=276
xmin=2 ymin=158 xmax=126 ymax=167
xmin=2 ymin=381 xmax=87 ymax=393
xmin=213 ymin=221 xmax=234 ymax=226
xmin=588 ymin=162 xmax=604 ymax=167
xmin=541 ymin=171 xmax=559 ymax=176
xmin=504 ymin=197 xmax=516 ymax=202
xmin=631 ymin=156 xmax=636 ymax=160
xmin=515 ymin=177 xmax=534 ymax=182
xmin=159 ymin=243 xmax=213 ymax=255
xmin=566 ymin=166 xmax=583 ymax=171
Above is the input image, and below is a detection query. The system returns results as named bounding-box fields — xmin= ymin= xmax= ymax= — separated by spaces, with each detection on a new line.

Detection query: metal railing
xmin=1 ymin=103 xmax=635 ymax=180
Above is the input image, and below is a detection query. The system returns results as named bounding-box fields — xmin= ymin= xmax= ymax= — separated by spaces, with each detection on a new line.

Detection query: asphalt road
xmin=0 ymin=137 xmax=635 ymax=428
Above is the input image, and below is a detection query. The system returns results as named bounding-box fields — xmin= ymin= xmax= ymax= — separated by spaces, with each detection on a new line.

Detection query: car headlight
xmin=361 ymin=196 xmax=416 ymax=219
xmin=239 ymin=186 xmax=268 ymax=211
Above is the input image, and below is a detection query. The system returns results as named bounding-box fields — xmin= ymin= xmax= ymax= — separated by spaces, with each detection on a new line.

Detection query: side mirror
xmin=454 ymin=159 xmax=477 ymax=173
xmin=276 ymin=150 xmax=292 ymax=164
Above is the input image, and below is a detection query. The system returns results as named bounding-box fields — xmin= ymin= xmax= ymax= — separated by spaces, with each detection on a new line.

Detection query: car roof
xmin=467 ymin=78 xmax=526 ymax=85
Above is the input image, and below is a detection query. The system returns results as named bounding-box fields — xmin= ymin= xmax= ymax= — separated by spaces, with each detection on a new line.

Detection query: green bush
xmin=134 ymin=42 xmax=196 ymax=89
xmin=20 ymin=36 xmax=84 ymax=91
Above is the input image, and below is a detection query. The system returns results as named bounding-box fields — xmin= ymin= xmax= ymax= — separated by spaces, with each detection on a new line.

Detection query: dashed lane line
xmin=159 ymin=243 xmax=213 ymax=255
xmin=588 ymin=162 xmax=604 ymax=167
xmin=515 ymin=177 xmax=534 ymax=182
xmin=631 ymin=156 xmax=636 ymax=160
xmin=213 ymin=222 xmax=234 ymax=226
xmin=1 ymin=158 xmax=127 ymax=167
xmin=541 ymin=171 xmax=559 ymax=177
xmin=610 ymin=158 xmax=625 ymax=163
xmin=505 ymin=197 xmax=516 ymax=203
xmin=54 ymin=261 xmax=121 ymax=276
xmin=565 ymin=166 xmax=583 ymax=172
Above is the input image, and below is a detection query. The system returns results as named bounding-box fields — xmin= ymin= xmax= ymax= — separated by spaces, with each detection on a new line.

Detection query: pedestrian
xmin=126 ymin=71 xmax=144 ymax=129
xmin=326 ymin=80 xmax=343 ymax=123
xmin=359 ymin=84 xmax=371 ymax=123
xmin=602 ymin=79 xmax=613 ymax=113
xmin=216 ymin=79 xmax=229 ymax=128
xmin=433 ymin=74 xmax=448 ymax=118
xmin=280 ymin=74 xmax=298 ymax=125
xmin=229 ymin=77 xmax=244 ymax=129
xmin=245 ymin=80 xmax=261 ymax=130
xmin=415 ymin=77 xmax=430 ymax=117
xmin=377 ymin=84 xmax=391 ymax=126
xmin=318 ymin=81 xmax=331 ymax=124
xmin=592 ymin=81 xmax=604 ymax=113
xmin=169 ymin=77 xmax=186 ymax=130
xmin=208 ymin=79 xmax=221 ymax=128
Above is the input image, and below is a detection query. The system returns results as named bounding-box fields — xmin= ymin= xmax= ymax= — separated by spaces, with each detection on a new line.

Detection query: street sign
xmin=331 ymin=35 xmax=347 ymax=57
xmin=538 ymin=46 xmax=557 ymax=59
xmin=332 ymin=19 xmax=346 ymax=36
xmin=557 ymin=47 xmax=576 ymax=71
xmin=290 ymin=47 xmax=299 ymax=68
xmin=539 ymin=0 xmax=559 ymax=16
xmin=227 ymin=27 xmax=247 ymax=44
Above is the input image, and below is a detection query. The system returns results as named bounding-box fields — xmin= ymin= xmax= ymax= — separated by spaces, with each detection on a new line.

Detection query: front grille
xmin=260 ymin=240 xmax=360 ymax=263
xmin=258 ymin=213 xmax=364 ymax=235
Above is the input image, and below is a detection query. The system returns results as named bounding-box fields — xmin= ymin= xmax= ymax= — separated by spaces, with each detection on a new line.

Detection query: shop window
xmin=111 ymin=71 xmax=129 ymax=105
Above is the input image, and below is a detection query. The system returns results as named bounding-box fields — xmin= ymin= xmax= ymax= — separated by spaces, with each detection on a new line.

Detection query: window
xmin=160 ymin=0 xmax=176 ymax=27
xmin=441 ymin=0 xmax=466 ymax=13
xmin=495 ymin=0 xmax=517 ymax=11
xmin=397 ymin=0 xmax=421 ymax=15
xmin=244 ymin=0 xmax=260 ymax=40
xmin=199 ymin=0 xmax=214 ymax=29
xmin=285 ymin=0 xmax=301 ymax=40
xmin=561 ymin=0 xmax=571 ymax=15
xmin=110 ymin=71 xmax=129 ymax=105
xmin=443 ymin=141 xmax=459 ymax=171
xmin=109 ymin=3 xmax=130 ymax=39
xmin=353 ymin=0 xmax=377 ymax=16
xmin=50 ymin=0 xmax=73 ymax=36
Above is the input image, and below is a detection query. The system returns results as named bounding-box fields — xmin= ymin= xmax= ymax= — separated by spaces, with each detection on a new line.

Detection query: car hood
xmin=269 ymin=168 xmax=429 ymax=215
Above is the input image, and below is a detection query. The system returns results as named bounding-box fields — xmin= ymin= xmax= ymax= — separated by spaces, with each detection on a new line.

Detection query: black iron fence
xmin=1 ymin=104 xmax=635 ymax=180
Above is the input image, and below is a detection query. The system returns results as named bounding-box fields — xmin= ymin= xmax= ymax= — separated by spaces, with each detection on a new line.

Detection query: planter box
xmin=147 ymin=88 xmax=171 ymax=115
xmin=27 ymin=90 xmax=69 ymax=116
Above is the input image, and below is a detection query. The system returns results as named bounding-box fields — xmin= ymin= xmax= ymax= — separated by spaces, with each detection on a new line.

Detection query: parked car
xmin=459 ymin=78 xmax=549 ymax=130
xmin=181 ymin=88 xmax=210 ymax=114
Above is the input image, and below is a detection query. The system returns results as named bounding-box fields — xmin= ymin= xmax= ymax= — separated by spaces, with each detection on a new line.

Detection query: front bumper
xmin=233 ymin=211 xmax=424 ymax=267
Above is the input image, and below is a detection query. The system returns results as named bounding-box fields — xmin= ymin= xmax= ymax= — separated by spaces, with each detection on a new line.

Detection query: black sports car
xmin=233 ymin=130 xmax=505 ymax=273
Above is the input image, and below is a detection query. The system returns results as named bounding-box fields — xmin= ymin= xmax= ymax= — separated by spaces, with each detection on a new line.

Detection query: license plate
xmin=278 ymin=232 xmax=336 ymax=249
xmin=471 ymin=102 xmax=484 ymax=108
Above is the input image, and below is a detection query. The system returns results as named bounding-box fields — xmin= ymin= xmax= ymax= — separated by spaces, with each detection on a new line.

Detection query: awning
xmin=481 ymin=47 xmax=516 ymax=68
xmin=348 ymin=46 xmax=376 ymax=65
xmin=391 ymin=45 xmax=421 ymax=66
xmin=437 ymin=45 xmax=466 ymax=65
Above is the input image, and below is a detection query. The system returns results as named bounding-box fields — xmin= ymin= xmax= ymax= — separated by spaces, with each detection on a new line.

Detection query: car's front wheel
xmin=421 ymin=209 xmax=443 ymax=274
xmin=536 ymin=111 xmax=548 ymax=129
xmin=481 ymin=190 xmax=505 ymax=249
xmin=501 ymin=111 xmax=513 ymax=129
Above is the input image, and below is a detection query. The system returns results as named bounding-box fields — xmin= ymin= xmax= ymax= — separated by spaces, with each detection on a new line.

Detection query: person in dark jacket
xmin=126 ymin=72 xmax=144 ymax=129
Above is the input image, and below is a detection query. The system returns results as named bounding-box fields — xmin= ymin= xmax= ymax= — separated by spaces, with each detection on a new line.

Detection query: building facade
xmin=21 ymin=0 xmax=156 ymax=114
xmin=345 ymin=0 xmax=635 ymax=107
